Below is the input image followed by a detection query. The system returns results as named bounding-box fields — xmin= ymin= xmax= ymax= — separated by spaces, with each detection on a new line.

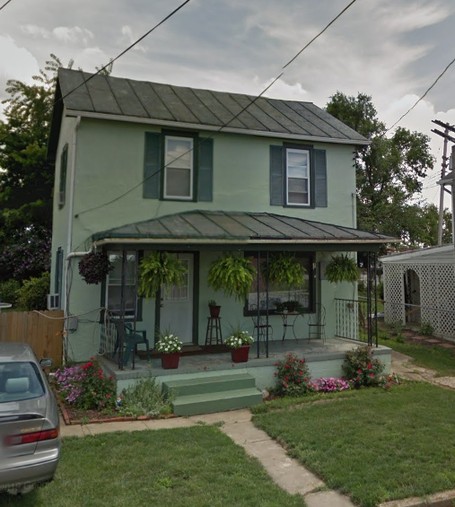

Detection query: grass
xmin=253 ymin=382 xmax=455 ymax=507
xmin=380 ymin=335 xmax=455 ymax=376
xmin=1 ymin=426 xmax=306 ymax=507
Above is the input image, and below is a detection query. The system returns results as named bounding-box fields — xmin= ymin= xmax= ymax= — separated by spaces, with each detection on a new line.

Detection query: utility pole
xmin=431 ymin=120 xmax=455 ymax=245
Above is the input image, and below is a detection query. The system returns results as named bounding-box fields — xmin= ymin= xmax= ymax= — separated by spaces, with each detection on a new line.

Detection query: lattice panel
xmin=383 ymin=262 xmax=455 ymax=339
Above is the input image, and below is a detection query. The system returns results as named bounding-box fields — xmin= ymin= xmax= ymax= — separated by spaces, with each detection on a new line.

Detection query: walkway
xmin=60 ymin=348 xmax=455 ymax=507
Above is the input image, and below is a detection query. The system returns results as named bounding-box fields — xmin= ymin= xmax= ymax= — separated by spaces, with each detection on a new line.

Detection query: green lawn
xmin=1 ymin=426 xmax=306 ymax=507
xmin=381 ymin=336 xmax=455 ymax=376
xmin=253 ymin=382 xmax=455 ymax=507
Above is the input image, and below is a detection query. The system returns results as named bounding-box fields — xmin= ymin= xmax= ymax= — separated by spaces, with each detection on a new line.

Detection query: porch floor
xmin=100 ymin=337 xmax=391 ymax=384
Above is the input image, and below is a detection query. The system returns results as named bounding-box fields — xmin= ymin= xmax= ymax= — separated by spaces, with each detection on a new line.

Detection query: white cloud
xmin=52 ymin=26 xmax=94 ymax=45
xmin=20 ymin=25 xmax=51 ymax=39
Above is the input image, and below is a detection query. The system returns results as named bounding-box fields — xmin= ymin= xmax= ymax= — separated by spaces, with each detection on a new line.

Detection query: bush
xmin=118 ymin=376 xmax=172 ymax=417
xmin=310 ymin=377 xmax=350 ymax=392
xmin=0 ymin=279 xmax=21 ymax=306
xmin=419 ymin=322 xmax=434 ymax=336
xmin=342 ymin=345 xmax=385 ymax=388
xmin=53 ymin=358 xmax=116 ymax=411
xmin=16 ymin=272 xmax=50 ymax=310
xmin=274 ymin=353 xmax=313 ymax=396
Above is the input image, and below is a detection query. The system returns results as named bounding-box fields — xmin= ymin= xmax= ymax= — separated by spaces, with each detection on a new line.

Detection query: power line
xmin=76 ymin=0 xmax=359 ymax=217
xmin=60 ymin=0 xmax=191 ymax=102
xmin=387 ymin=54 xmax=455 ymax=133
xmin=0 ymin=0 xmax=13 ymax=12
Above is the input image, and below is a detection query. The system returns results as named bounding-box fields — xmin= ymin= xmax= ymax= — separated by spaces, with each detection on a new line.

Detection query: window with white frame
xmin=164 ymin=136 xmax=193 ymax=199
xmin=106 ymin=251 xmax=138 ymax=317
xmin=286 ymin=148 xmax=310 ymax=205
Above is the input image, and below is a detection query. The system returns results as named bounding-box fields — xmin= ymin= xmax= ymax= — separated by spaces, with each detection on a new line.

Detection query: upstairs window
xmin=164 ymin=136 xmax=193 ymax=200
xmin=286 ymin=148 xmax=310 ymax=206
xmin=143 ymin=132 xmax=213 ymax=202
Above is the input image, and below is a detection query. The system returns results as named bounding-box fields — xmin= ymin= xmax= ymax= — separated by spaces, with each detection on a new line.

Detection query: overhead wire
xmin=75 ymin=0 xmax=358 ymax=218
xmin=0 ymin=0 xmax=13 ymax=12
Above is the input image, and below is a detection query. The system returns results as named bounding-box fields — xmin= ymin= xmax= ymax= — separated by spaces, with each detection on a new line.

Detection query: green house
xmin=48 ymin=69 xmax=392 ymax=408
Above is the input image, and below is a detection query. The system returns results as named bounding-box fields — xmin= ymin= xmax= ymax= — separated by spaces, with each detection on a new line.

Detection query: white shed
xmin=380 ymin=245 xmax=455 ymax=339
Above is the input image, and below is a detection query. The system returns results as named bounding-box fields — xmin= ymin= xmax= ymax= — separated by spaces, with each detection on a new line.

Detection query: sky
xmin=1 ymin=0 xmax=455 ymax=209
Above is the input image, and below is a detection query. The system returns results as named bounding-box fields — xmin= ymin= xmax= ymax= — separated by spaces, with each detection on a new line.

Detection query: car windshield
xmin=0 ymin=362 xmax=45 ymax=403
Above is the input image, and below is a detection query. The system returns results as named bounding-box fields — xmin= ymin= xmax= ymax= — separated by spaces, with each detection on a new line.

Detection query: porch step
xmin=162 ymin=372 xmax=262 ymax=416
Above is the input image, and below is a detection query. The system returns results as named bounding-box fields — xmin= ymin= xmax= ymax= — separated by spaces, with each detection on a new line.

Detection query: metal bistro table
xmin=277 ymin=311 xmax=302 ymax=341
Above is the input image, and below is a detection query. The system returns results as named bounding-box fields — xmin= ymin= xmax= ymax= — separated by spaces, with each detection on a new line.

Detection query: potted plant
xmin=325 ymin=254 xmax=359 ymax=284
xmin=264 ymin=253 xmax=306 ymax=288
xmin=156 ymin=332 xmax=183 ymax=369
xmin=208 ymin=299 xmax=221 ymax=318
xmin=225 ymin=330 xmax=254 ymax=363
xmin=78 ymin=251 xmax=113 ymax=284
xmin=208 ymin=254 xmax=256 ymax=301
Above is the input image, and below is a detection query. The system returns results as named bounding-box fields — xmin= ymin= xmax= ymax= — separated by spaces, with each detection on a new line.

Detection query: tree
xmin=326 ymin=92 xmax=439 ymax=247
xmin=0 ymin=55 xmax=69 ymax=282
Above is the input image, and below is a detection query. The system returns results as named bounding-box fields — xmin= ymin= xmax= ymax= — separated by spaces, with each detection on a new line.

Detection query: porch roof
xmin=92 ymin=210 xmax=395 ymax=251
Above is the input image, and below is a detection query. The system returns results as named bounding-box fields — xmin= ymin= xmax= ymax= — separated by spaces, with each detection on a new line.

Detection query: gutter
xmin=64 ymin=110 xmax=371 ymax=147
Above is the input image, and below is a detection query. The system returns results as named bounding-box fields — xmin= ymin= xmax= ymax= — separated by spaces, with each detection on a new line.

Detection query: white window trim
xmin=164 ymin=135 xmax=194 ymax=200
xmin=286 ymin=148 xmax=311 ymax=206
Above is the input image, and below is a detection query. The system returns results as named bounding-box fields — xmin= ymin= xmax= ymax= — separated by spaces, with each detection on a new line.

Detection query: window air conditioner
xmin=47 ymin=293 xmax=60 ymax=310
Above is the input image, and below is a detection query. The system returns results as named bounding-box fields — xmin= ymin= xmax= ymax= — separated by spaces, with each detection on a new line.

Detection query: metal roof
xmin=380 ymin=244 xmax=455 ymax=264
xmin=56 ymin=69 xmax=368 ymax=145
xmin=92 ymin=210 xmax=394 ymax=250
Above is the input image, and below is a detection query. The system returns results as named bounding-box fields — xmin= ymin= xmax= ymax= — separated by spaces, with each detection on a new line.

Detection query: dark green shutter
xmin=197 ymin=138 xmax=213 ymax=201
xmin=58 ymin=144 xmax=68 ymax=209
xmin=143 ymin=132 xmax=161 ymax=199
xmin=270 ymin=145 xmax=283 ymax=206
xmin=314 ymin=149 xmax=327 ymax=207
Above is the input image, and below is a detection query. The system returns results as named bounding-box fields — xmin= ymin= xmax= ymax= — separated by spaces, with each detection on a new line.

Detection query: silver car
xmin=0 ymin=342 xmax=61 ymax=494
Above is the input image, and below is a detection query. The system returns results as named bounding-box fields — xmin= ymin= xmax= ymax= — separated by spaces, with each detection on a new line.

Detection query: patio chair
xmin=114 ymin=321 xmax=150 ymax=368
xmin=250 ymin=305 xmax=273 ymax=344
xmin=308 ymin=304 xmax=326 ymax=343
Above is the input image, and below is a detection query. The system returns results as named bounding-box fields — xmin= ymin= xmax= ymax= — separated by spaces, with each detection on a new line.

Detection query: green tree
xmin=326 ymin=92 xmax=438 ymax=246
xmin=0 ymin=54 xmax=69 ymax=281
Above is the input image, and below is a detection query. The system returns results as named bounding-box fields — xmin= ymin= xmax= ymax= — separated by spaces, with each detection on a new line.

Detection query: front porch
xmin=101 ymin=337 xmax=392 ymax=394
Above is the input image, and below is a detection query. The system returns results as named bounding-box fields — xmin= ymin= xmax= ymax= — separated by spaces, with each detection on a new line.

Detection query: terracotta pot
xmin=230 ymin=345 xmax=250 ymax=363
xmin=209 ymin=305 xmax=221 ymax=318
xmin=161 ymin=352 xmax=180 ymax=369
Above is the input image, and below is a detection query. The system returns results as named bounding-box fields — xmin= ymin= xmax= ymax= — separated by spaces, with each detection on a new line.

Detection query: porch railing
xmin=335 ymin=297 xmax=378 ymax=346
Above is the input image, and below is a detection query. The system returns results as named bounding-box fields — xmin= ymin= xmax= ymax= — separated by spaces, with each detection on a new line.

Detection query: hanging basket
xmin=78 ymin=251 xmax=113 ymax=285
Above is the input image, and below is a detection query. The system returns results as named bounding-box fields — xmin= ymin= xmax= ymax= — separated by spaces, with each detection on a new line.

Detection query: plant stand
xmin=205 ymin=317 xmax=223 ymax=345
xmin=161 ymin=353 xmax=180 ymax=369
xmin=231 ymin=345 xmax=250 ymax=363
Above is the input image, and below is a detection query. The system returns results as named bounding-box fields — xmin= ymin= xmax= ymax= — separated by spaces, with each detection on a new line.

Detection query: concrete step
xmin=162 ymin=373 xmax=256 ymax=397
xmin=172 ymin=387 xmax=263 ymax=416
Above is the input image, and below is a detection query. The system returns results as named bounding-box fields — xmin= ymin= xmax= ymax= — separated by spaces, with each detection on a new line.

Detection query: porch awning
xmin=91 ymin=210 xmax=396 ymax=252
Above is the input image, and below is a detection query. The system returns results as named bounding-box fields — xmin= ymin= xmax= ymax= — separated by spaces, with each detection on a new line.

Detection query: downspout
xmin=63 ymin=116 xmax=81 ymax=362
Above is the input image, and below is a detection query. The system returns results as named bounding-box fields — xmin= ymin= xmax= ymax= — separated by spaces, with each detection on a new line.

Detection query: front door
xmin=160 ymin=253 xmax=194 ymax=344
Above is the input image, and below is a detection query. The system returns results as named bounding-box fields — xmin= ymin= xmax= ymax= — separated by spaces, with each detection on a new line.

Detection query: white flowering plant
xmin=225 ymin=330 xmax=254 ymax=349
xmin=156 ymin=333 xmax=183 ymax=354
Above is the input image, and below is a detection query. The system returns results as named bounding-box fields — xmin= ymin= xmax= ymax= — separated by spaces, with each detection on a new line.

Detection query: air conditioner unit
xmin=47 ymin=294 xmax=60 ymax=310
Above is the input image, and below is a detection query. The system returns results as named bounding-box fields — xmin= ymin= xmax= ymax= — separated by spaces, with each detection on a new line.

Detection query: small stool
xmin=205 ymin=317 xmax=223 ymax=345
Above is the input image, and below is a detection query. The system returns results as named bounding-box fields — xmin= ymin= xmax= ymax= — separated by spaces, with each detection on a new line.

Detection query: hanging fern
xmin=138 ymin=252 xmax=187 ymax=298
xmin=325 ymin=254 xmax=358 ymax=284
xmin=263 ymin=253 xmax=306 ymax=288
xmin=208 ymin=254 xmax=256 ymax=301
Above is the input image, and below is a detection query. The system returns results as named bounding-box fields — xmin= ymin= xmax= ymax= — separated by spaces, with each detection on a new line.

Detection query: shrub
xmin=419 ymin=322 xmax=434 ymax=336
xmin=274 ymin=353 xmax=313 ymax=396
xmin=16 ymin=272 xmax=50 ymax=310
xmin=342 ymin=345 xmax=385 ymax=388
xmin=0 ymin=279 xmax=21 ymax=306
xmin=53 ymin=358 xmax=116 ymax=411
xmin=118 ymin=376 xmax=172 ymax=417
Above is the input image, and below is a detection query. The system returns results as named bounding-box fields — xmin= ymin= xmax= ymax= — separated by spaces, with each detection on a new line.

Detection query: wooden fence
xmin=0 ymin=310 xmax=64 ymax=366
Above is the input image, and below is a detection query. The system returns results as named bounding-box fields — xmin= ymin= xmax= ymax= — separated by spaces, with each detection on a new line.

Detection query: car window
xmin=0 ymin=362 xmax=45 ymax=402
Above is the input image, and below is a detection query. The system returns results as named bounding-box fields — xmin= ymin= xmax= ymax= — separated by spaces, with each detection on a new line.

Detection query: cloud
xmin=20 ymin=25 xmax=51 ymax=39
xmin=119 ymin=25 xmax=146 ymax=53
xmin=52 ymin=26 xmax=94 ymax=45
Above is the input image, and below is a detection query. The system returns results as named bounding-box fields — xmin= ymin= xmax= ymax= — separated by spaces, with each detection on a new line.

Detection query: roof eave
xmin=64 ymin=109 xmax=371 ymax=146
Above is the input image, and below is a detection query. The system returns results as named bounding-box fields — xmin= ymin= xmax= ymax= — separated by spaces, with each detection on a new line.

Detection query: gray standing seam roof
xmin=92 ymin=210 xmax=395 ymax=246
xmin=57 ymin=68 xmax=368 ymax=144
